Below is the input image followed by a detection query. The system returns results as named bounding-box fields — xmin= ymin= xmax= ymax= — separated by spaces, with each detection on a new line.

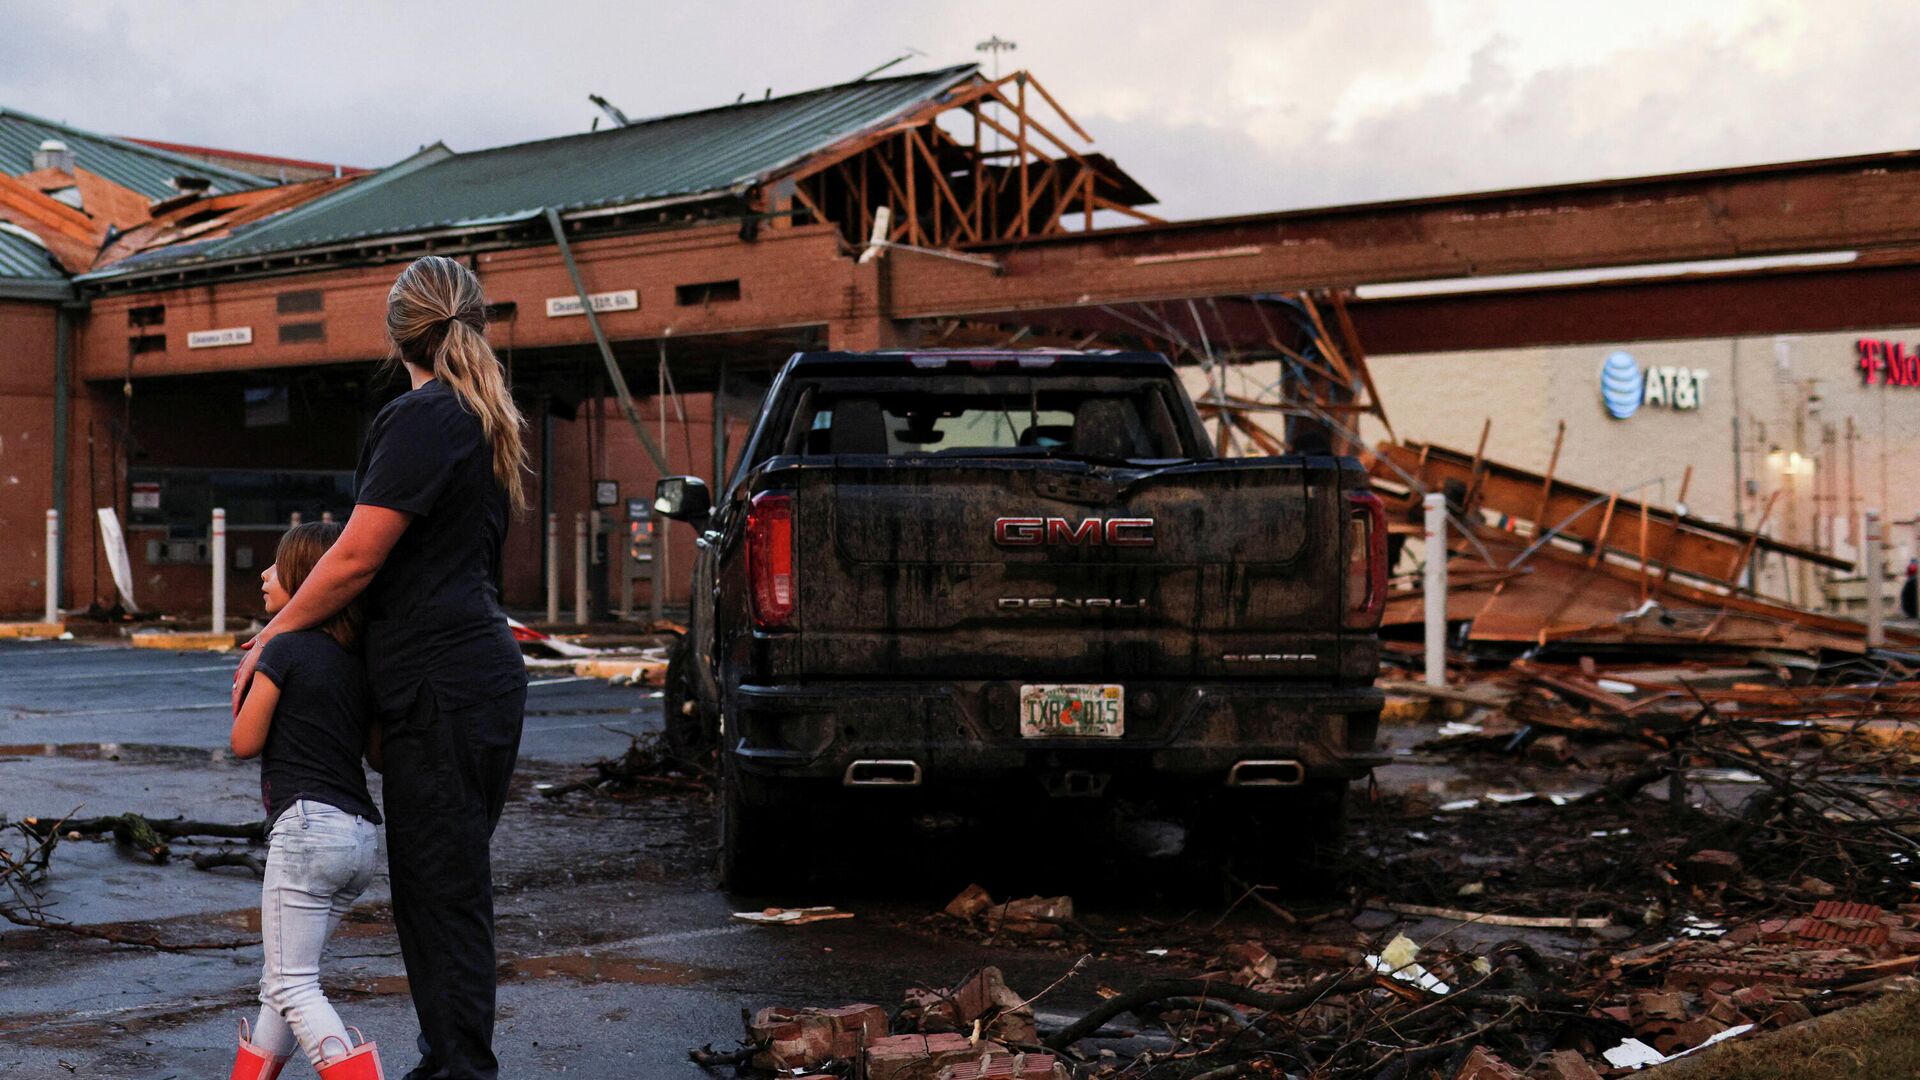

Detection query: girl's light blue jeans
xmin=253 ymin=799 xmax=379 ymax=1067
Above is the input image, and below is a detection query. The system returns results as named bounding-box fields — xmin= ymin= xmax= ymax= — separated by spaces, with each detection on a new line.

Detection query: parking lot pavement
xmin=0 ymin=640 xmax=1199 ymax=1078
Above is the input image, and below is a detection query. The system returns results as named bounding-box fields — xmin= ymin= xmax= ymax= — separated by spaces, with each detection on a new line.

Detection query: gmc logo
xmin=994 ymin=516 xmax=1154 ymax=547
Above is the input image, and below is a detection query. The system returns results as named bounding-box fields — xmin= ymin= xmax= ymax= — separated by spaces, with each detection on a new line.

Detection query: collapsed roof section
xmin=76 ymin=65 xmax=1160 ymax=291
xmin=0 ymin=108 xmax=264 ymax=201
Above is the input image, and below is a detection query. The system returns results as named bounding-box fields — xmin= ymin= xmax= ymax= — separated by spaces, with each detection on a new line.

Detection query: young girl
xmin=229 ymin=522 xmax=385 ymax=1080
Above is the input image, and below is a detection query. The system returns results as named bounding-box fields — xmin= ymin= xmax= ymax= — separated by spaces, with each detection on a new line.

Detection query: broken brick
xmin=868 ymin=1034 xmax=998 ymax=1080
xmin=941 ymin=1051 xmax=1064 ymax=1079
xmin=1531 ymin=1050 xmax=1602 ymax=1080
xmin=1680 ymin=849 xmax=1742 ymax=885
xmin=1453 ymin=1045 xmax=1526 ymax=1080
xmin=944 ymin=884 xmax=994 ymax=920
xmin=749 ymin=1003 xmax=888 ymax=1070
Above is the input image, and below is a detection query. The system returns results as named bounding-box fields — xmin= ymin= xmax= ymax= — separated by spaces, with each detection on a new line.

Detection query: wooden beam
xmin=1532 ymin=420 xmax=1565 ymax=526
xmin=990 ymin=85 xmax=1091 ymax=168
xmin=1017 ymin=80 xmax=1030 ymax=237
xmin=1726 ymin=488 xmax=1781 ymax=586
xmin=1377 ymin=444 xmax=1848 ymax=588
xmin=1587 ymin=492 xmax=1619 ymax=569
xmin=1090 ymin=195 xmax=1165 ymax=224
xmin=907 ymin=127 xmax=977 ymax=244
xmin=1021 ymin=72 xmax=1095 ymax=143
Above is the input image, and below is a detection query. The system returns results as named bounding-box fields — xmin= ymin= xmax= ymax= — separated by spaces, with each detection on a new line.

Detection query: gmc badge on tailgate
xmin=994 ymin=516 xmax=1154 ymax=547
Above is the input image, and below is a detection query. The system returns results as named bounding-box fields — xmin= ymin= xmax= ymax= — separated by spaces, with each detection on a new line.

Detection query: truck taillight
xmin=746 ymin=492 xmax=796 ymax=630
xmin=1345 ymin=491 xmax=1387 ymax=629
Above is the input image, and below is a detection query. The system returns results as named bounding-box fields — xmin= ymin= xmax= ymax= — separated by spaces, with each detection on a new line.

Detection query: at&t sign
xmin=1599 ymin=352 xmax=1709 ymax=420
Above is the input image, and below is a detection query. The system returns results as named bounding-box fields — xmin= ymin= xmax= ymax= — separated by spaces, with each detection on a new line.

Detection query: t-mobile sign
xmin=1856 ymin=338 xmax=1920 ymax=386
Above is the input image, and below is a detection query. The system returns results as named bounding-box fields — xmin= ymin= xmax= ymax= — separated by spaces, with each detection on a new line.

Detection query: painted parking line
xmin=2 ymin=663 xmax=236 ymax=684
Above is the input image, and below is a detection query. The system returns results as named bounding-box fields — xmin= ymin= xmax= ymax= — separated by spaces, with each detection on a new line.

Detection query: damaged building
xmin=2 ymin=72 xmax=1920 ymax=629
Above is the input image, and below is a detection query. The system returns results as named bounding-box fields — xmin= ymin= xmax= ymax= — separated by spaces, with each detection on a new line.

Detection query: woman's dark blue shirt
xmin=353 ymin=379 xmax=526 ymax=716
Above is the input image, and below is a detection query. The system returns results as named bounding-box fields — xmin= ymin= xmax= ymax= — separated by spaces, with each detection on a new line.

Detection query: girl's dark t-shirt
xmin=254 ymin=629 xmax=380 ymax=824
xmin=353 ymin=378 xmax=526 ymax=717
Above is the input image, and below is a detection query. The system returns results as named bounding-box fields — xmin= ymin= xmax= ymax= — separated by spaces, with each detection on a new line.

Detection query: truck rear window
xmin=791 ymin=388 xmax=1186 ymax=459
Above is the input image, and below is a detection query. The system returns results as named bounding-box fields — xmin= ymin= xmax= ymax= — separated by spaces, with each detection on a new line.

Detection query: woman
xmin=234 ymin=255 xmax=529 ymax=1080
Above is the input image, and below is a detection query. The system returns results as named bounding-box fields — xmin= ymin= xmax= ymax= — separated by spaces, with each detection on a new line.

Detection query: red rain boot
xmin=229 ymin=1020 xmax=290 ymax=1080
xmin=316 ymin=1028 xmax=385 ymax=1080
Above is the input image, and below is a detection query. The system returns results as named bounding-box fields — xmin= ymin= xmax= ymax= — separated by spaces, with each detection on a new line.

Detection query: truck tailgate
xmin=781 ymin=457 xmax=1352 ymax=681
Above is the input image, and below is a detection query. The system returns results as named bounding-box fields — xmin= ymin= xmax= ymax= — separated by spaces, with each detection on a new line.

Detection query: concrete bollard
xmin=320 ymin=511 xmax=333 ymax=524
xmin=211 ymin=508 xmax=227 ymax=635
xmin=290 ymin=511 xmax=302 ymax=527
xmin=44 ymin=509 xmax=59 ymax=624
xmin=574 ymin=512 xmax=589 ymax=625
xmin=546 ymin=512 xmax=560 ymax=625
xmin=1865 ymin=509 xmax=1885 ymax=648
xmin=1424 ymin=493 xmax=1448 ymax=688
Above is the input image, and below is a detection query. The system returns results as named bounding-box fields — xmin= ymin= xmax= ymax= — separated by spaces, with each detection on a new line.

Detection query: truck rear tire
xmin=662 ymin=638 xmax=715 ymax=770
xmin=715 ymin=752 xmax=786 ymax=894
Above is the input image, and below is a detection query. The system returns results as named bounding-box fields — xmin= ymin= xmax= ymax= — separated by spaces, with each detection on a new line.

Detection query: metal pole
xmin=589 ymin=508 xmax=604 ymax=621
xmin=546 ymin=512 xmax=560 ymax=625
xmin=1865 ymin=508 xmax=1885 ymax=647
xmin=211 ymin=508 xmax=227 ymax=635
xmin=52 ymin=308 xmax=70 ymax=615
xmin=574 ymin=512 xmax=588 ymax=625
xmin=1424 ymin=492 xmax=1448 ymax=688
xmin=619 ymin=510 xmax=633 ymax=620
xmin=44 ymin=510 xmax=59 ymax=624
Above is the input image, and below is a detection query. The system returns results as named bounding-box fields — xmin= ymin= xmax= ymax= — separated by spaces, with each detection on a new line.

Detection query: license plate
xmin=1019 ymin=684 xmax=1124 ymax=738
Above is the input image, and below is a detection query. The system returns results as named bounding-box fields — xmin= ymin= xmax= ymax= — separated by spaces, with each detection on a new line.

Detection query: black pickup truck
xmin=654 ymin=350 xmax=1386 ymax=890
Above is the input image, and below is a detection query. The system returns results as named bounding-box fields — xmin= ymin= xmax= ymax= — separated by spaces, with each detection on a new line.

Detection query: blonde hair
xmin=386 ymin=255 xmax=529 ymax=509
xmin=276 ymin=522 xmax=362 ymax=649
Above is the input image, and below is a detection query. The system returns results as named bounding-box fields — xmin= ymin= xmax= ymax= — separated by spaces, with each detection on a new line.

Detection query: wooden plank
xmin=1328 ymin=290 xmax=1393 ymax=440
xmin=1297 ymin=294 xmax=1355 ymax=385
xmin=1532 ymin=420 xmax=1565 ymax=527
xmin=1465 ymin=418 xmax=1492 ymax=511
xmin=1587 ymin=492 xmax=1619 ymax=569
xmin=1726 ymin=489 xmax=1781 ymax=584
xmin=1654 ymin=465 xmax=1695 ymax=592
xmin=907 ymin=127 xmax=977 ymax=243
xmin=1017 ymin=80 xmax=1030 ymax=237
xmin=1378 ymin=443 xmax=1846 ymax=575
xmin=1022 ymin=73 xmax=1095 ymax=143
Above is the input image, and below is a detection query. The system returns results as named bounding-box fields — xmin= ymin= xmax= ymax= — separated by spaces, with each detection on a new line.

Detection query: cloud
xmin=1 ymin=0 xmax=1913 ymax=221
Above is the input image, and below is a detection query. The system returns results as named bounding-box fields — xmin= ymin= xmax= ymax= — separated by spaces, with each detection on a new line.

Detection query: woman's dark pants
xmin=382 ymin=685 xmax=525 ymax=1080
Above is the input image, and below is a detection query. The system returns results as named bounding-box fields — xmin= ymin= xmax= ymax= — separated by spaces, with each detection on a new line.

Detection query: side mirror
xmin=654 ymin=476 xmax=712 ymax=524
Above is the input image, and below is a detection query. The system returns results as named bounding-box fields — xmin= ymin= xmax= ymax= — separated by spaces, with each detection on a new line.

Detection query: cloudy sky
xmin=4 ymin=1 xmax=1913 ymax=220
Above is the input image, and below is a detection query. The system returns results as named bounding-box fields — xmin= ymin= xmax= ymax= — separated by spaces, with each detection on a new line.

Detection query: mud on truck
xmin=654 ymin=350 xmax=1387 ymax=891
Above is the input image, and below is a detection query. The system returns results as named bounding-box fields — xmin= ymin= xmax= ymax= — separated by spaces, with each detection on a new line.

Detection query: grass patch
xmin=1649 ymin=989 xmax=1920 ymax=1080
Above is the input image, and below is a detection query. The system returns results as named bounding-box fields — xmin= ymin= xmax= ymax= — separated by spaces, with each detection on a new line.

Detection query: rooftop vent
xmin=33 ymin=139 xmax=75 ymax=173
xmin=171 ymin=175 xmax=213 ymax=195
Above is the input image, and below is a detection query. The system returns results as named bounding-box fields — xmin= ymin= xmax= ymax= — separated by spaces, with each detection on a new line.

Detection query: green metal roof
xmin=105 ymin=65 xmax=980 ymax=272
xmin=0 ymin=107 xmax=265 ymax=200
xmin=0 ymin=223 xmax=70 ymax=299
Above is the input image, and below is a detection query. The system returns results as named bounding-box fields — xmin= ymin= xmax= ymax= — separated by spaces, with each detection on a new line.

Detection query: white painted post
xmin=619 ymin=511 xmax=634 ymax=620
xmin=211 ymin=508 xmax=228 ymax=635
xmin=320 ymin=511 xmax=333 ymax=524
xmin=574 ymin=512 xmax=588 ymax=625
xmin=289 ymin=511 xmax=302 ymax=527
xmin=44 ymin=510 xmax=59 ymax=624
xmin=1424 ymin=493 xmax=1448 ymax=688
xmin=546 ymin=512 xmax=560 ymax=625
xmin=1865 ymin=508 xmax=1885 ymax=647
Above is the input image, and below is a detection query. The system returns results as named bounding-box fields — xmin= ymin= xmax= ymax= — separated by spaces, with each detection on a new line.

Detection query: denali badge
xmin=999 ymin=597 xmax=1147 ymax=610
xmin=994 ymin=516 xmax=1154 ymax=547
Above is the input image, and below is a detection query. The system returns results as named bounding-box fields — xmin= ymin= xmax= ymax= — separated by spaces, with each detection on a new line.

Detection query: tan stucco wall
xmin=1183 ymin=326 xmax=1920 ymax=607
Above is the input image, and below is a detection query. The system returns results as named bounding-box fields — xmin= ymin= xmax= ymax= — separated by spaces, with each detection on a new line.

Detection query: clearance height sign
xmin=1599 ymin=351 xmax=1709 ymax=420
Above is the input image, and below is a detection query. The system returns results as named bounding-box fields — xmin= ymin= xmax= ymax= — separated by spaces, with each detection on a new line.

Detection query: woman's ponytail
xmin=386 ymin=256 xmax=530 ymax=510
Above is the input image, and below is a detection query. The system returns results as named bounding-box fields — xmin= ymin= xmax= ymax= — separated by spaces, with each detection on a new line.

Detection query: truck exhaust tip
xmin=843 ymin=759 xmax=923 ymax=787
xmin=1227 ymin=760 xmax=1306 ymax=787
